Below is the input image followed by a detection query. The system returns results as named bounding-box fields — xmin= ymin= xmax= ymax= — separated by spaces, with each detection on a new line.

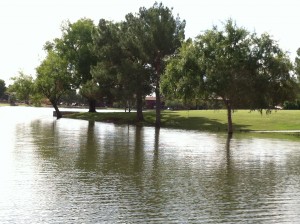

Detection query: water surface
xmin=1 ymin=106 xmax=300 ymax=223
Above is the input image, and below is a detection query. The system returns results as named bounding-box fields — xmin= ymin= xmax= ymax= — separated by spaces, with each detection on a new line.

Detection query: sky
xmin=1 ymin=0 xmax=300 ymax=85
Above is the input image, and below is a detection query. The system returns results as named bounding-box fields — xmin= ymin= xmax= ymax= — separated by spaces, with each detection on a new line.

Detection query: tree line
xmin=4 ymin=2 xmax=300 ymax=134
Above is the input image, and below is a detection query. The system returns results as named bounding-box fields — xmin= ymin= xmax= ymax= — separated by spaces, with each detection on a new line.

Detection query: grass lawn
xmin=0 ymin=103 xmax=9 ymax=106
xmin=66 ymin=109 xmax=300 ymax=132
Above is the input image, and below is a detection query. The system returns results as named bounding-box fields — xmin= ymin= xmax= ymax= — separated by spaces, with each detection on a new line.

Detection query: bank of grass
xmin=0 ymin=103 xmax=9 ymax=106
xmin=65 ymin=109 xmax=300 ymax=132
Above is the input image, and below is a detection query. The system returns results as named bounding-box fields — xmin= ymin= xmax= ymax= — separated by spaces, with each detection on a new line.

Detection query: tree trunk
xmin=52 ymin=102 xmax=62 ymax=119
xmin=136 ymin=92 xmax=144 ymax=122
xmin=88 ymin=99 xmax=96 ymax=113
xmin=155 ymin=86 xmax=161 ymax=127
xmin=128 ymin=100 xmax=131 ymax=113
xmin=154 ymin=54 xmax=162 ymax=128
xmin=225 ymin=100 xmax=233 ymax=135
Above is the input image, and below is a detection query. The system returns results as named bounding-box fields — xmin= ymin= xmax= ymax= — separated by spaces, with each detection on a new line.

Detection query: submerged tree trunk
xmin=224 ymin=99 xmax=233 ymax=135
xmin=154 ymin=54 xmax=162 ymax=128
xmin=155 ymin=85 xmax=161 ymax=127
xmin=136 ymin=92 xmax=144 ymax=122
xmin=88 ymin=99 xmax=96 ymax=113
xmin=52 ymin=101 xmax=62 ymax=119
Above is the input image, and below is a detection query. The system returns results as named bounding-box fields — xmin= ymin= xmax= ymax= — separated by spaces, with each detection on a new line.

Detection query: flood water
xmin=1 ymin=106 xmax=300 ymax=223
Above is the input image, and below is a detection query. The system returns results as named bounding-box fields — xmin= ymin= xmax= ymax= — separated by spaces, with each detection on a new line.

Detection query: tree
xmin=92 ymin=3 xmax=185 ymax=124
xmin=79 ymin=79 xmax=102 ymax=109
xmin=164 ymin=20 xmax=297 ymax=134
xmin=162 ymin=39 xmax=204 ymax=103
xmin=53 ymin=18 xmax=98 ymax=112
xmin=0 ymin=79 xmax=6 ymax=99
xmin=7 ymin=72 xmax=34 ymax=104
xmin=294 ymin=48 xmax=300 ymax=98
xmin=137 ymin=2 xmax=186 ymax=127
xmin=295 ymin=48 xmax=300 ymax=79
xmin=92 ymin=19 xmax=152 ymax=122
xmin=35 ymin=50 xmax=72 ymax=119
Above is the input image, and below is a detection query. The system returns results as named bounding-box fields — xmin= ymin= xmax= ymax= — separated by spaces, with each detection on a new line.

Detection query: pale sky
xmin=1 ymin=0 xmax=300 ymax=85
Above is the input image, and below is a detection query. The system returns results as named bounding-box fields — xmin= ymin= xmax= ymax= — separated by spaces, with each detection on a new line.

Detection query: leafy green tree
xmin=91 ymin=20 xmax=125 ymax=109
xmin=53 ymin=18 xmax=98 ymax=112
xmin=164 ymin=20 xmax=297 ymax=134
xmin=92 ymin=3 xmax=185 ymax=124
xmin=92 ymin=19 xmax=152 ymax=122
xmin=162 ymin=39 xmax=204 ymax=102
xmin=35 ymin=50 xmax=72 ymax=119
xmin=295 ymin=48 xmax=300 ymax=79
xmin=294 ymin=48 xmax=300 ymax=97
xmin=137 ymin=2 xmax=186 ymax=126
xmin=7 ymin=72 xmax=34 ymax=104
xmin=0 ymin=79 xmax=6 ymax=99
xmin=79 ymin=79 xmax=102 ymax=109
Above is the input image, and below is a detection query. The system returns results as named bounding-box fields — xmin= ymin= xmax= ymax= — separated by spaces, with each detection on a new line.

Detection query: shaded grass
xmin=66 ymin=111 xmax=140 ymax=125
xmin=65 ymin=109 xmax=300 ymax=132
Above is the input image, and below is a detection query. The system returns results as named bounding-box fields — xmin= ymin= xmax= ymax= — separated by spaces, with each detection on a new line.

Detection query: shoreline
xmin=64 ymin=109 xmax=300 ymax=134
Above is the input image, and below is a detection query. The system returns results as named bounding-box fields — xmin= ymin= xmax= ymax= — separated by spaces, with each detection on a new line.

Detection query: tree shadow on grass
xmin=159 ymin=111 xmax=251 ymax=132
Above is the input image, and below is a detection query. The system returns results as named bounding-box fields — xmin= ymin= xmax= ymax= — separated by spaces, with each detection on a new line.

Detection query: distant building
xmin=145 ymin=96 xmax=165 ymax=109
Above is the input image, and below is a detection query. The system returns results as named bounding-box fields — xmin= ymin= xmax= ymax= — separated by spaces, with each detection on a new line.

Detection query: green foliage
xmin=60 ymin=89 xmax=86 ymax=105
xmin=133 ymin=2 xmax=186 ymax=125
xmin=79 ymin=79 xmax=102 ymax=102
xmin=0 ymin=79 xmax=6 ymax=98
xmin=30 ymin=93 xmax=44 ymax=107
xmin=165 ymin=20 xmax=296 ymax=110
xmin=35 ymin=50 xmax=72 ymax=105
xmin=162 ymin=39 xmax=204 ymax=100
xmin=92 ymin=18 xmax=153 ymax=120
xmin=7 ymin=72 xmax=34 ymax=104
xmin=48 ymin=18 xmax=98 ymax=112
xmin=163 ymin=19 xmax=297 ymax=133
xmin=295 ymin=48 xmax=300 ymax=80
xmin=283 ymin=100 xmax=300 ymax=110
xmin=138 ymin=2 xmax=185 ymax=64
xmin=55 ymin=18 xmax=97 ymax=86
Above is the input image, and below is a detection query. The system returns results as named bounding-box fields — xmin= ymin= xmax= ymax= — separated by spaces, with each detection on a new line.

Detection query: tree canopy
xmin=0 ymin=79 xmax=6 ymax=99
xmin=7 ymin=72 xmax=34 ymax=104
xmin=136 ymin=2 xmax=186 ymax=126
xmin=51 ymin=18 xmax=98 ymax=112
xmin=163 ymin=20 xmax=297 ymax=134
xmin=92 ymin=17 xmax=153 ymax=121
xmin=7 ymin=3 xmax=299 ymax=133
xmin=35 ymin=49 xmax=72 ymax=118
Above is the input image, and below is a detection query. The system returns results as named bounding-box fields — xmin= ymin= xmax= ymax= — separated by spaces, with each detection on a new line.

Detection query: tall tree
xmin=294 ymin=48 xmax=300 ymax=99
xmin=137 ymin=2 xmax=186 ymax=127
xmin=92 ymin=19 xmax=151 ymax=122
xmin=7 ymin=72 xmax=34 ymax=104
xmin=164 ymin=20 xmax=297 ymax=134
xmin=295 ymin=48 xmax=300 ymax=79
xmin=35 ymin=50 xmax=72 ymax=119
xmin=54 ymin=18 xmax=98 ymax=112
xmin=0 ymin=79 xmax=6 ymax=99
xmin=162 ymin=39 xmax=204 ymax=102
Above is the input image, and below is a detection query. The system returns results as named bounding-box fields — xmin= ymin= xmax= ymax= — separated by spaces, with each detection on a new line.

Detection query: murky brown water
xmin=1 ymin=106 xmax=300 ymax=223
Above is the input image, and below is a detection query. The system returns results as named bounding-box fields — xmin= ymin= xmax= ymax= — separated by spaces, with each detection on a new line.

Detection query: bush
xmin=283 ymin=100 xmax=300 ymax=110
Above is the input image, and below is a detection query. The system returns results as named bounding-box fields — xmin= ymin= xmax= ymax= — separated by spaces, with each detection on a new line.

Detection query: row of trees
xmin=162 ymin=20 xmax=299 ymax=133
xmin=34 ymin=2 xmax=185 ymax=124
xmin=5 ymin=2 xmax=300 ymax=133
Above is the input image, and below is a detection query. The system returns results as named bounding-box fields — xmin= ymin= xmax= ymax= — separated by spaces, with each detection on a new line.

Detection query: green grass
xmin=0 ymin=103 xmax=9 ymax=106
xmin=66 ymin=111 xmax=140 ymax=125
xmin=65 ymin=109 xmax=300 ymax=133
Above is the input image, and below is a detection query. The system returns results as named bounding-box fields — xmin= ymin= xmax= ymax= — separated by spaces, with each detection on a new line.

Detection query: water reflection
xmin=1 ymin=107 xmax=300 ymax=223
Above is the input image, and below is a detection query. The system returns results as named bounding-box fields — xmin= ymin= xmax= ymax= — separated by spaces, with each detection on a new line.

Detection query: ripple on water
xmin=1 ymin=107 xmax=300 ymax=223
